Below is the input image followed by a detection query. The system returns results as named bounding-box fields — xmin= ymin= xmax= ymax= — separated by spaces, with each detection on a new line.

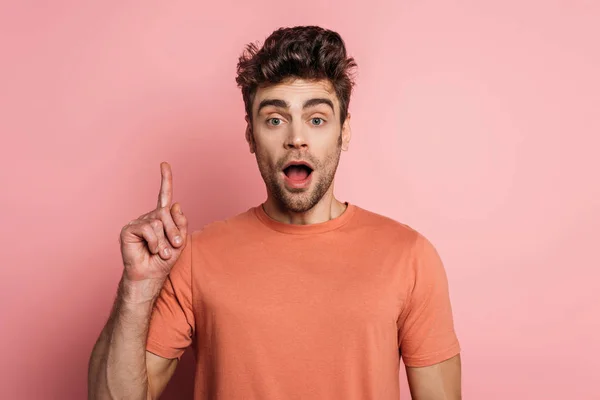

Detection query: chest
xmin=192 ymin=238 xmax=408 ymax=334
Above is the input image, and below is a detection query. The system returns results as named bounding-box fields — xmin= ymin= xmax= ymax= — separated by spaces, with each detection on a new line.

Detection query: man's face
xmin=246 ymin=78 xmax=351 ymax=213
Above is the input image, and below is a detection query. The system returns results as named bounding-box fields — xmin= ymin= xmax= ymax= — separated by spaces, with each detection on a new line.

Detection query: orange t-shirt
xmin=146 ymin=203 xmax=460 ymax=399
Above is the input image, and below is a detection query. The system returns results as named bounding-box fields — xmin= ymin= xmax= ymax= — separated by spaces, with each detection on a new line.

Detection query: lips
xmin=282 ymin=160 xmax=314 ymax=172
xmin=282 ymin=160 xmax=313 ymax=188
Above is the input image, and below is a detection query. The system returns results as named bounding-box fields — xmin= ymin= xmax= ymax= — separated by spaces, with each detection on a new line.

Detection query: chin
xmin=281 ymin=190 xmax=322 ymax=213
xmin=282 ymin=199 xmax=316 ymax=213
xmin=267 ymin=173 xmax=330 ymax=213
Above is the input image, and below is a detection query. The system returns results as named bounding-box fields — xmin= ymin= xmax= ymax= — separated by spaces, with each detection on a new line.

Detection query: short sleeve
xmin=146 ymin=233 xmax=195 ymax=361
xmin=397 ymin=233 xmax=460 ymax=367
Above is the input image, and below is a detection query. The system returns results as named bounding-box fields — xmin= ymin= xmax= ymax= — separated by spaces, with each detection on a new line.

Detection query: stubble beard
xmin=257 ymin=134 xmax=343 ymax=213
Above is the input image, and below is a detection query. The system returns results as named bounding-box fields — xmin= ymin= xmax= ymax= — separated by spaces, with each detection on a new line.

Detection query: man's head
xmin=236 ymin=26 xmax=357 ymax=213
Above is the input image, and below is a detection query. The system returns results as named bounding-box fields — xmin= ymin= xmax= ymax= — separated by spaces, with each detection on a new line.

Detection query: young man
xmin=88 ymin=26 xmax=461 ymax=399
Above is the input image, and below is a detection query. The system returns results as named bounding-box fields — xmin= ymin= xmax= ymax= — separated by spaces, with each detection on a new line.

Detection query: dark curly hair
xmin=236 ymin=26 xmax=357 ymax=125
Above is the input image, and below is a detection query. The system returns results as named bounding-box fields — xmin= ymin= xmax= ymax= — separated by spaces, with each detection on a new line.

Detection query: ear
xmin=341 ymin=112 xmax=352 ymax=151
xmin=245 ymin=115 xmax=256 ymax=154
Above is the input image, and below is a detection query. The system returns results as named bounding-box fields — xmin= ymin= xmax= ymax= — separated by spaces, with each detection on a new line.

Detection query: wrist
xmin=119 ymin=276 xmax=166 ymax=305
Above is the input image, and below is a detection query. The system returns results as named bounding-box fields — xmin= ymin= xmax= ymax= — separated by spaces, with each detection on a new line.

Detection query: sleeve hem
xmin=402 ymin=342 xmax=461 ymax=368
xmin=146 ymin=338 xmax=185 ymax=361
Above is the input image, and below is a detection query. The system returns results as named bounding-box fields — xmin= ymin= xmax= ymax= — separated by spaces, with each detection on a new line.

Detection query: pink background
xmin=1 ymin=1 xmax=599 ymax=399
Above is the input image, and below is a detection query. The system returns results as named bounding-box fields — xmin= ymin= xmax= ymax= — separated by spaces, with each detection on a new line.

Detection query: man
xmin=88 ymin=25 xmax=461 ymax=399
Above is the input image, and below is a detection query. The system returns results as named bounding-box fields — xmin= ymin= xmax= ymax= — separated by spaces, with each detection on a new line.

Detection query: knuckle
xmin=149 ymin=219 xmax=162 ymax=230
xmin=142 ymin=224 xmax=155 ymax=236
xmin=120 ymin=225 xmax=131 ymax=236
xmin=140 ymin=227 xmax=151 ymax=238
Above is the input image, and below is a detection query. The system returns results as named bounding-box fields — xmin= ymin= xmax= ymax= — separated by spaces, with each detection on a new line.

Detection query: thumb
xmin=171 ymin=202 xmax=187 ymax=231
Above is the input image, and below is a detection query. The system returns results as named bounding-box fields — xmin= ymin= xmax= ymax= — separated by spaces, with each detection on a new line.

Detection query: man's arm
xmin=146 ymin=352 xmax=179 ymax=399
xmin=398 ymin=233 xmax=462 ymax=399
xmin=88 ymin=162 xmax=191 ymax=399
xmin=87 ymin=279 xmax=179 ymax=400
xmin=406 ymin=354 xmax=462 ymax=400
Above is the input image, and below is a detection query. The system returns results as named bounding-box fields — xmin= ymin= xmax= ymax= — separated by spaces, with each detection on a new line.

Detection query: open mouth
xmin=283 ymin=162 xmax=313 ymax=182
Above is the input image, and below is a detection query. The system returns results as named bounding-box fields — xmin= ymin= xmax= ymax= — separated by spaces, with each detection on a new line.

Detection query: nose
xmin=285 ymin=125 xmax=308 ymax=150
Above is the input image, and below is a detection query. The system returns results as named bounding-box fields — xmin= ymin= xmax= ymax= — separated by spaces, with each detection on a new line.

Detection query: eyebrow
xmin=256 ymin=98 xmax=335 ymax=115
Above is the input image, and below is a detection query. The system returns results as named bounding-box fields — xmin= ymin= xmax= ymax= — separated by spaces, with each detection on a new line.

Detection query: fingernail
xmin=163 ymin=248 xmax=171 ymax=257
xmin=174 ymin=236 xmax=182 ymax=245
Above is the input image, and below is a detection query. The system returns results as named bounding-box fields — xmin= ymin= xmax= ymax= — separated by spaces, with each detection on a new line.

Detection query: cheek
xmin=253 ymin=129 xmax=278 ymax=151
xmin=255 ymin=147 xmax=279 ymax=171
xmin=254 ymin=137 xmax=282 ymax=162
xmin=313 ymin=135 xmax=342 ymax=162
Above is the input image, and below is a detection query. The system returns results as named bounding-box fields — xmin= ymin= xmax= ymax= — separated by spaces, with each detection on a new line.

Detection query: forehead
xmin=253 ymin=78 xmax=339 ymax=113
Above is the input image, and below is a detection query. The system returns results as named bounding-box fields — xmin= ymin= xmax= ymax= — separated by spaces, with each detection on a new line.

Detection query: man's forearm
xmin=88 ymin=278 xmax=162 ymax=400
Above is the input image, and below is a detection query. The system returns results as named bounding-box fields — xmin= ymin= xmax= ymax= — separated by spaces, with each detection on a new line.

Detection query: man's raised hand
xmin=119 ymin=162 xmax=188 ymax=293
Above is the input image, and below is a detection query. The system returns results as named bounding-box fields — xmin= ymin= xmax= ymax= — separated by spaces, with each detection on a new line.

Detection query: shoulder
xmin=351 ymin=205 xmax=422 ymax=245
xmin=189 ymin=206 xmax=259 ymax=248
xmin=350 ymin=205 xmax=444 ymax=264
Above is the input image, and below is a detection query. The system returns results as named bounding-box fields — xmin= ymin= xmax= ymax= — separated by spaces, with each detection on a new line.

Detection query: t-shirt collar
xmin=254 ymin=202 xmax=356 ymax=235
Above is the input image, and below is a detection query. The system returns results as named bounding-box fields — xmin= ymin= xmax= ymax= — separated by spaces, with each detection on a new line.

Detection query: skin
xmin=246 ymin=78 xmax=351 ymax=224
xmin=88 ymin=78 xmax=461 ymax=400
xmin=407 ymin=354 xmax=462 ymax=399
xmin=88 ymin=162 xmax=186 ymax=400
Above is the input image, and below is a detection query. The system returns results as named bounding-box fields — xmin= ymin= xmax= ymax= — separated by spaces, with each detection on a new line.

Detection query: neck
xmin=262 ymin=189 xmax=347 ymax=225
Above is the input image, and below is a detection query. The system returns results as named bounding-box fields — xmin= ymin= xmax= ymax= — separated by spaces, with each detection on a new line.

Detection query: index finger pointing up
xmin=157 ymin=162 xmax=173 ymax=209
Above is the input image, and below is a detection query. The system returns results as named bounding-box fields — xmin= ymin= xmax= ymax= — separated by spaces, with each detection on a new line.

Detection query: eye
xmin=311 ymin=118 xmax=325 ymax=126
xmin=267 ymin=118 xmax=282 ymax=126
